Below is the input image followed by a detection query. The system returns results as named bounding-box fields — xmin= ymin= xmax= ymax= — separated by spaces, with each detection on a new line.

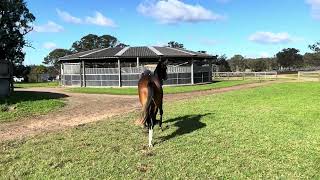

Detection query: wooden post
xmin=264 ymin=72 xmax=267 ymax=80
xmin=118 ymin=58 xmax=121 ymax=87
xmin=298 ymin=71 xmax=300 ymax=81
xmin=82 ymin=61 xmax=86 ymax=87
xmin=318 ymin=72 xmax=320 ymax=82
xmin=191 ymin=59 xmax=194 ymax=85
xmin=275 ymin=72 xmax=278 ymax=81
xmin=242 ymin=72 xmax=245 ymax=80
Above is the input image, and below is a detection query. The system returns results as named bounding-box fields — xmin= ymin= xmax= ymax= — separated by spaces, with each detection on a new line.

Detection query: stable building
xmin=59 ymin=46 xmax=216 ymax=87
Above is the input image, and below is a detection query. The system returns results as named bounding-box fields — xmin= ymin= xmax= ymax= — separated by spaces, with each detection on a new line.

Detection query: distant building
xmin=59 ymin=46 xmax=217 ymax=87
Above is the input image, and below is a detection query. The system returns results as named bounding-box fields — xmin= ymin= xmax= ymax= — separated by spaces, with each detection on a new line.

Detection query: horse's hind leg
xmin=159 ymin=105 xmax=164 ymax=131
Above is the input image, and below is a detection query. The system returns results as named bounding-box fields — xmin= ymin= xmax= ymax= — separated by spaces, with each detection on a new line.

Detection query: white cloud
xmin=56 ymin=9 xmax=82 ymax=24
xmin=137 ymin=0 xmax=224 ymax=24
xmin=42 ymin=42 xmax=58 ymax=50
xmin=306 ymin=0 xmax=320 ymax=19
xmin=85 ymin=12 xmax=116 ymax=27
xmin=249 ymin=32 xmax=292 ymax=44
xmin=33 ymin=21 xmax=64 ymax=33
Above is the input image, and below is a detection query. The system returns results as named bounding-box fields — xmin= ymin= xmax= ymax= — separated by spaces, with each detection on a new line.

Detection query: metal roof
xmin=59 ymin=46 xmax=215 ymax=61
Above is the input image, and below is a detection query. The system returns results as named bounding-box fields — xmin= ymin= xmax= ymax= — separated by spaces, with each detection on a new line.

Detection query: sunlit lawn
xmin=1 ymin=82 xmax=320 ymax=178
xmin=66 ymin=80 xmax=259 ymax=95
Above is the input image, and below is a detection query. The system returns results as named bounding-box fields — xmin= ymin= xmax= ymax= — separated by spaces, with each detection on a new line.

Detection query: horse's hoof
xmin=148 ymin=144 xmax=153 ymax=148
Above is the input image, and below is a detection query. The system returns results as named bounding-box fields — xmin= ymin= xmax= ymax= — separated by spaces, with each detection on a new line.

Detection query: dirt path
xmin=0 ymin=81 xmax=280 ymax=142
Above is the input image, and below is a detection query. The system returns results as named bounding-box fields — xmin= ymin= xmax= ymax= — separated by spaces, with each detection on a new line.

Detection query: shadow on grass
xmin=0 ymin=91 xmax=68 ymax=104
xmin=160 ymin=113 xmax=211 ymax=142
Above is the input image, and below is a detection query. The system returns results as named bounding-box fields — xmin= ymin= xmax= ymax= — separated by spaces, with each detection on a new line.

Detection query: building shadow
xmin=0 ymin=91 xmax=69 ymax=104
xmin=160 ymin=113 xmax=211 ymax=142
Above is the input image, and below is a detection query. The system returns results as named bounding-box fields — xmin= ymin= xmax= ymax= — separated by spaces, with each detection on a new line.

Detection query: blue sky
xmin=24 ymin=0 xmax=320 ymax=65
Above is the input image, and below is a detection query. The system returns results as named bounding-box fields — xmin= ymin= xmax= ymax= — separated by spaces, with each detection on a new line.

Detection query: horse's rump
xmin=137 ymin=74 xmax=155 ymax=126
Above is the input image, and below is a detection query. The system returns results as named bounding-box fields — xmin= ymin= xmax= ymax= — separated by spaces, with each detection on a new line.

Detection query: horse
xmin=137 ymin=60 xmax=168 ymax=147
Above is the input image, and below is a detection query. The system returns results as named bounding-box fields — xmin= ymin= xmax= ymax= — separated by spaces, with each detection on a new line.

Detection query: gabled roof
xmin=59 ymin=46 xmax=215 ymax=61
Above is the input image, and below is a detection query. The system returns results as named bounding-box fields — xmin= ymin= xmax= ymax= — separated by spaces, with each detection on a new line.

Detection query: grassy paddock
xmin=1 ymin=82 xmax=320 ymax=178
xmin=0 ymin=91 xmax=65 ymax=123
xmin=66 ymin=80 xmax=258 ymax=95
xmin=14 ymin=82 xmax=59 ymax=88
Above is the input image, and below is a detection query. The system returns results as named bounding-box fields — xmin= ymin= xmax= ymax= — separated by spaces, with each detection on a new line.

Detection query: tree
xmin=0 ymin=0 xmax=35 ymax=64
xmin=229 ymin=55 xmax=247 ymax=72
xmin=167 ymin=41 xmax=184 ymax=48
xmin=29 ymin=65 xmax=47 ymax=82
xmin=71 ymin=34 xmax=120 ymax=52
xmin=215 ymin=55 xmax=231 ymax=72
xmin=303 ymin=52 xmax=320 ymax=67
xmin=116 ymin=43 xmax=129 ymax=48
xmin=276 ymin=48 xmax=303 ymax=69
xmin=13 ymin=64 xmax=31 ymax=82
xmin=309 ymin=41 xmax=320 ymax=53
xmin=43 ymin=49 xmax=72 ymax=75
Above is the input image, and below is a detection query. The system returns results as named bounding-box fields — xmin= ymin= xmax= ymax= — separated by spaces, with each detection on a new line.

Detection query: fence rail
xmin=213 ymin=72 xmax=278 ymax=80
xmin=298 ymin=71 xmax=320 ymax=81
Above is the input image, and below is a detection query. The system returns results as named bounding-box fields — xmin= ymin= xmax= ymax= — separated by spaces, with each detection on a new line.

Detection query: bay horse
xmin=138 ymin=60 xmax=168 ymax=147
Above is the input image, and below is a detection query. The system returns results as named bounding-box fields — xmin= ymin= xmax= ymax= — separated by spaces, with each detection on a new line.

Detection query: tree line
xmin=216 ymin=45 xmax=320 ymax=72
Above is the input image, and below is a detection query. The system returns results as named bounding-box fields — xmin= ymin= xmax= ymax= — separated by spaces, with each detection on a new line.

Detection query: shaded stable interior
xmin=59 ymin=46 xmax=216 ymax=87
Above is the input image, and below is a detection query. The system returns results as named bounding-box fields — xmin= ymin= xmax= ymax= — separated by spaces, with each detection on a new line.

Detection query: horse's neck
xmin=153 ymin=70 xmax=163 ymax=86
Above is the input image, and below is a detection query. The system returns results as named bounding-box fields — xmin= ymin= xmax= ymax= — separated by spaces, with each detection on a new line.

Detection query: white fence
xmin=213 ymin=72 xmax=278 ymax=80
xmin=298 ymin=71 xmax=320 ymax=81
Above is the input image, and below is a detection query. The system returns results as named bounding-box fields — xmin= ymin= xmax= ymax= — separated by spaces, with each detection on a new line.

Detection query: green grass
xmin=1 ymin=82 xmax=320 ymax=178
xmin=66 ymin=80 xmax=258 ymax=95
xmin=14 ymin=82 xmax=59 ymax=88
xmin=0 ymin=91 xmax=65 ymax=123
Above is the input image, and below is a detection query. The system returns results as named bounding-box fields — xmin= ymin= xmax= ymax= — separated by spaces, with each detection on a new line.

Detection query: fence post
xmin=298 ymin=71 xmax=300 ymax=81
xmin=264 ymin=72 xmax=267 ymax=80
xmin=242 ymin=72 xmax=245 ymax=80
xmin=275 ymin=72 xmax=278 ymax=80
xmin=319 ymin=72 xmax=320 ymax=82
xmin=227 ymin=72 xmax=230 ymax=80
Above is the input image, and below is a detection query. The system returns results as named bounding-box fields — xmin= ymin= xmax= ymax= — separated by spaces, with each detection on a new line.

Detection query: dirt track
xmin=0 ymin=81 xmax=279 ymax=142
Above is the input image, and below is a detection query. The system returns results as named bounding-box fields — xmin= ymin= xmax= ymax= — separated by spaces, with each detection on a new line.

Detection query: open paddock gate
xmin=298 ymin=71 xmax=320 ymax=81
xmin=61 ymin=62 xmax=212 ymax=87
xmin=213 ymin=72 xmax=278 ymax=81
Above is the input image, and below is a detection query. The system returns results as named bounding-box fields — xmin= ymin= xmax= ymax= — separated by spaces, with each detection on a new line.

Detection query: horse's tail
xmin=140 ymin=78 xmax=154 ymax=126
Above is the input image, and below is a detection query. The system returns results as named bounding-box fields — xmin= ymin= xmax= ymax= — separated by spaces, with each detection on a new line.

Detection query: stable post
xmin=191 ymin=59 xmax=194 ymax=85
xmin=82 ymin=61 xmax=86 ymax=87
xmin=136 ymin=57 xmax=140 ymax=68
xmin=118 ymin=58 xmax=121 ymax=87
xmin=60 ymin=63 xmax=63 ymax=86
xmin=208 ymin=59 xmax=213 ymax=82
